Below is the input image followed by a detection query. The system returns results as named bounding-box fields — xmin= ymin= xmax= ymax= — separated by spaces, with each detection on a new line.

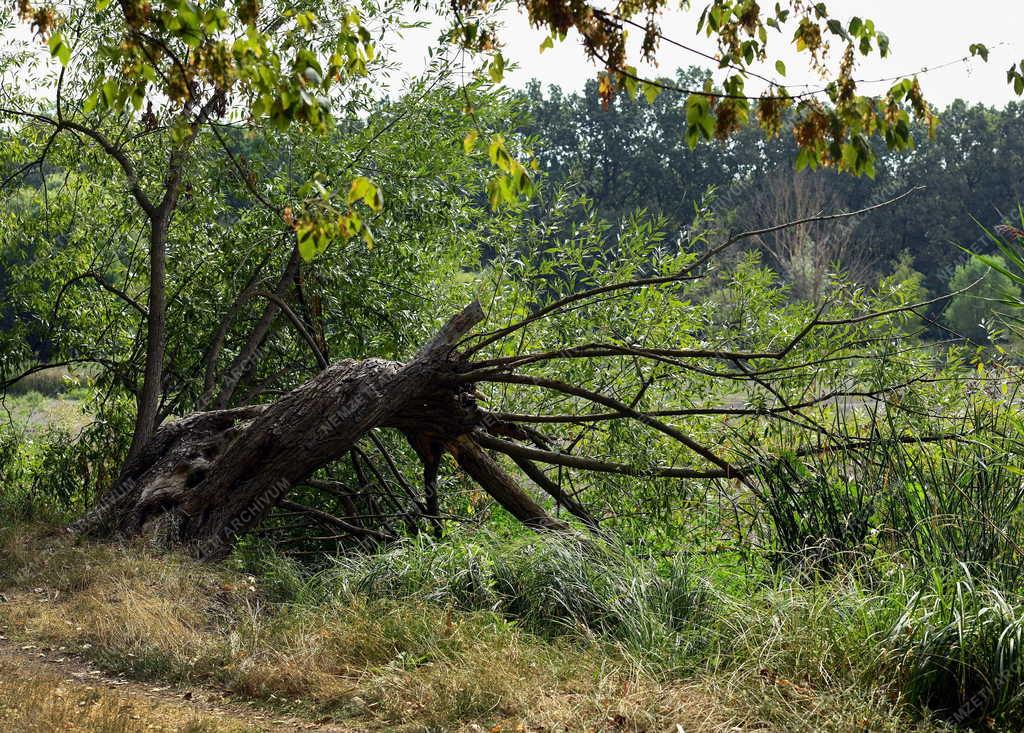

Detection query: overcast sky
xmin=388 ymin=1 xmax=1024 ymax=107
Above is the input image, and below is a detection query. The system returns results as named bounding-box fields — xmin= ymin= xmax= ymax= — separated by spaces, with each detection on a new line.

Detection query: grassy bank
xmin=0 ymin=523 xmax=983 ymax=732
xmin=2 ymin=391 xmax=1017 ymax=730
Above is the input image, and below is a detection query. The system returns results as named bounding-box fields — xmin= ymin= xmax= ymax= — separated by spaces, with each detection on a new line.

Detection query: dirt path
xmin=0 ymin=635 xmax=356 ymax=732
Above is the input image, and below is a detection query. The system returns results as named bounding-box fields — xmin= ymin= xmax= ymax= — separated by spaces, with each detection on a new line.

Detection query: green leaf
xmin=775 ymin=60 xmax=786 ymax=77
xmin=877 ymin=32 xmax=890 ymax=57
xmin=642 ymin=81 xmax=660 ymax=105
xmin=622 ymin=67 xmax=638 ymax=100
xmin=488 ymin=135 xmax=512 ymax=172
xmin=348 ymin=176 xmax=382 ymax=212
xmin=684 ymin=95 xmax=714 ymax=148
xmin=101 ymin=79 xmax=118 ymax=108
xmin=48 ymin=32 xmax=71 ymax=66
xmin=488 ymin=53 xmax=505 ymax=84
xmin=296 ymin=222 xmax=318 ymax=260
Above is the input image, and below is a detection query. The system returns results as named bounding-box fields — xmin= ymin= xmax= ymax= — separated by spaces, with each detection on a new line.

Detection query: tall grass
xmin=277 ymin=531 xmax=712 ymax=671
xmin=882 ymin=567 xmax=1024 ymax=726
xmin=240 ymin=527 xmax=1024 ymax=729
xmin=3 ymin=365 xmax=82 ymax=397
xmin=731 ymin=393 xmax=1024 ymax=584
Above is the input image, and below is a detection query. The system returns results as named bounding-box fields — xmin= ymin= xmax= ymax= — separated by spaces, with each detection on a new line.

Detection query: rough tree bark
xmin=74 ymin=301 xmax=565 ymax=557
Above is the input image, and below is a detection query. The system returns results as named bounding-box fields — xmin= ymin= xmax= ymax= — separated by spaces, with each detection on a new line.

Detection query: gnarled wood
xmin=73 ymin=301 xmax=573 ymax=557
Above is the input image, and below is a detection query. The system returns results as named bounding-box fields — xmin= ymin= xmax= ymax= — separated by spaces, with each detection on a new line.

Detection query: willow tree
xmin=0 ymin=0 xmax=989 ymax=555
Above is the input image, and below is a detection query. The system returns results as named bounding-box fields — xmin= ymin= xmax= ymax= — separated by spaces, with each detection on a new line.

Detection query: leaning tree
xmin=0 ymin=0 xmax=984 ymax=555
xmin=61 ymin=187 xmax=950 ymax=558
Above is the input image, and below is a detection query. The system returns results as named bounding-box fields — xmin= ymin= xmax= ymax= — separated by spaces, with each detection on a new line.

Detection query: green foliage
xmin=880 ymin=251 xmax=930 ymax=334
xmin=944 ymin=255 xmax=1022 ymax=343
xmin=884 ymin=569 xmax=1024 ymax=727
xmin=0 ymin=401 xmax=130 ymax=523
xmin=5 ymin=5 xmax=1024 ymax=728
xmin=3 ymin=0 xmax=405 ymax=260
xmin=299 ymin=531 xmax=709 ymax=669
xmin=0 ymin=73 xmax=515 ymax=414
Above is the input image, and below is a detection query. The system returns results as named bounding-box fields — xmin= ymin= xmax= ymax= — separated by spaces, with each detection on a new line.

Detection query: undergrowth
xmin=1 ymin=523 xmax=993 ymax=731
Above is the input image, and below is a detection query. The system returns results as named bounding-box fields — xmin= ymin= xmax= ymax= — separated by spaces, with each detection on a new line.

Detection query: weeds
xmin=0 ymin=525 xmax=941 ymax=731
xmin=305 ymin=531 xmax=709 ymax=671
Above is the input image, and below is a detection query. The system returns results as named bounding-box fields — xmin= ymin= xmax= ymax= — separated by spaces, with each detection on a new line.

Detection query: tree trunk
xmin=446 ymin=435 xmax=566 ymax=531
xmin=73 ymin=302 xmax=562 ymax=558
xmin=125 ymin=214 xmax=169 ymax=465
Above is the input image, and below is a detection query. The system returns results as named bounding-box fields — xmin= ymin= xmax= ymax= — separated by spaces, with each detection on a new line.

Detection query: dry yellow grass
xmin=0 ymin=653 xmax=255 ymax=732
xmin=0 ymin=525 xmax=937 ymax=732
xmin=0 ymin=525 xmax=744 ymax=731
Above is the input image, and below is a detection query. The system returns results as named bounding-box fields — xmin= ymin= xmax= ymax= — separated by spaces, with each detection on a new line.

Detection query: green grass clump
xmin=881 ymin=568 xmax=1024 ymax=727
xmin=284 ymin=530 xmax=1024 ymax=730
xmin=303 ymin=531 xmax=710 ymax=670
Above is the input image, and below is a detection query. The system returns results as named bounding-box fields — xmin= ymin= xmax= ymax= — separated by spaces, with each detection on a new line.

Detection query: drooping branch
xmin=51 ymin=270 xmax=148 ymax=319
xmin=481 ymin=377 xmax=929 ymax=424
xmin=211 ymin=247 xmax=301 ymax=409
xmin=277 ymin=499 xmax=392 ymax=540
xmin=446 ymin=435 xmax=567 ymax=531
xmin=466 ymin=373 xmax=739 ymax=477
xmin=464 ymin=286 xmax=968 ymax=376
xmin=510 ymin=455 xmax=600 ymax=529
xmin=474 ymin=432 xmax=728 ymax=480
xmin=368 ymin=431 xmax=426 ymax=514
xmin=198 ymin=252 xmax=275 ymax=401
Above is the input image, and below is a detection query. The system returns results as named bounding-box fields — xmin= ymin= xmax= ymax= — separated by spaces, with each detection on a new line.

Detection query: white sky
xmin=388 ymin=1 xmax=1024 ymax=107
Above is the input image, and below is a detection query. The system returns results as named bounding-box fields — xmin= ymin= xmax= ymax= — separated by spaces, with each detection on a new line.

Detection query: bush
xmin=0 ymin=424 xmax=79 ymax=522
xmin=0 ymin=405 xmax=130 ymax=524
xmin=944 ymin=255 xmax=1022 ymax=343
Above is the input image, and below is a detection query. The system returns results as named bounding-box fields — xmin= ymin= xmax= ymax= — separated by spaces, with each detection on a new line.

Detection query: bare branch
xmin=467 ymin=373 xmax=739 ymax=476
xmin=474 ymin=432 xmax=727 ymax=479
xmin=278 ymin=499 xmax=392 ymax=540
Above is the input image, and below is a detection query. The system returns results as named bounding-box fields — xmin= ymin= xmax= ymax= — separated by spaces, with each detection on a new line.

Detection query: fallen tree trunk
xmin=72 ymin=301 xmax=566 ymax=557
xmin=55 ymin=191 xmax=944 ymax=560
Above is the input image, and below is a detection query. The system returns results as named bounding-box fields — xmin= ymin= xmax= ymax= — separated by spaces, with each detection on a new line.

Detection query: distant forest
xmin=520 ymin=67 xmax=1024 ymax=297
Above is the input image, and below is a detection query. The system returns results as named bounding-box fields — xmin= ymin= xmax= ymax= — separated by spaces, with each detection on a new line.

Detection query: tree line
xmin=520 ymin=68 xmax=1024 ymax=295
